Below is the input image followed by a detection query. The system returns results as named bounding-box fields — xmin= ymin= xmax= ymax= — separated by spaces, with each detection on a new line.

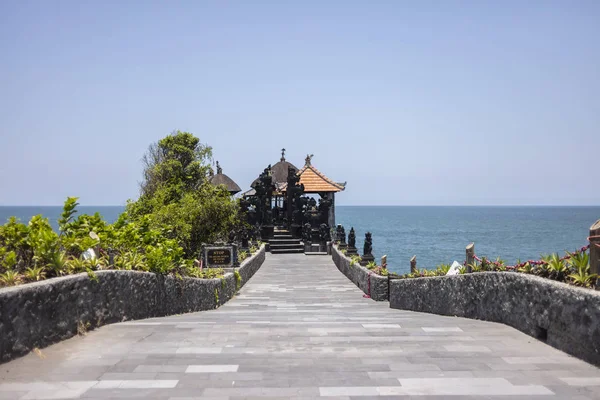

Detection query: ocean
xmin=337 ymin=206 xmax=600 ymax=274
xmin=1 ymin=205 xmax=598 ymax=275
xmin=0 ymin=206 xmax=124 ymax=232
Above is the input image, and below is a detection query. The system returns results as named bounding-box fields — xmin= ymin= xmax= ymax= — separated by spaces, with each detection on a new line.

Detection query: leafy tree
xmin=140 ymin=130 xmax=213 ymax=198
xmin=0 ymin=131 xmax=245 ymax=287
xmin=128 ymin=131 xmax=239 ymax=257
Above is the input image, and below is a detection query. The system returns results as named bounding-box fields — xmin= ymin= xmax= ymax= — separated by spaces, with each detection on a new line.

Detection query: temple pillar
xmin=328 ymin=192 xmax=335 ymax=228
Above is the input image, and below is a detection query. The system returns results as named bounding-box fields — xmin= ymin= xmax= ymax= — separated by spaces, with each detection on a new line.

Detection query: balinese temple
xmin=209 ymin=161 xmax=241 ymax=195
xmin=280 ymin=154 xmax=345 ymax=227
xmin=242 ymin=150 xmax=345 ymax=252
xmin=241 ymin=149 xmax=298 ymax=198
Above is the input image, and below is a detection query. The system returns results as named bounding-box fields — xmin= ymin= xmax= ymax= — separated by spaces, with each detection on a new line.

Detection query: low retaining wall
xmin=390 ymin=272 xmax=600 ymax=367
xmin=237 ymin=246 xmax=265 ymax=287
xmin=0 ymin=245 xmax=265 ymax=363
xmin=331 ymin=245 xmax=388 ymax=301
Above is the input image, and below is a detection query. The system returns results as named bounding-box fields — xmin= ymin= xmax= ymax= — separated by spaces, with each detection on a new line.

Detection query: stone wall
xmin=237 ymin=246 xmax=266 ymax=288
xmin=331 ymin=245 xmax=388 ymax=301
xmin=390 ymin=272 xmax=600 ymax=367
xmin=0 ymin=245 xmax=265 ymax=363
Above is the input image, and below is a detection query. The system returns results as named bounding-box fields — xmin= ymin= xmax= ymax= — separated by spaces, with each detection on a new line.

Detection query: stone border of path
xmin=390 ymin=272 xmax=600 ymax=367
xmin=331 ymin=245 xmax=388 ymax=301
xmin=0 ymin=245 xmax=266 ymax=364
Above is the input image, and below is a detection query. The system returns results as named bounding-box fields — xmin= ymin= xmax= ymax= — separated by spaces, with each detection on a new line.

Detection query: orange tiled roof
xmin=295 ymin=164 xmax=345 ymax=193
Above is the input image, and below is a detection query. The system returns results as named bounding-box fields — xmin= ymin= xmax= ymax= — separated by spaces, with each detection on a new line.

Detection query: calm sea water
xmin=337 ymin=206 xmax=600 ymax=274
xmin=0 ymin=206 xmax=124 ymax=232
xmin=1 ymin=205 xmax=598 ymax=275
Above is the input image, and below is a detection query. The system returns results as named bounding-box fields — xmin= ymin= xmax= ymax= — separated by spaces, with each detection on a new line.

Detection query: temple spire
xmin=281 ymin=148 xmax=286 ymax=162
xmin=305 ymin=154 xmax=313 ymax=166
xmin=216 ymin=161 xmax=222 ymax=174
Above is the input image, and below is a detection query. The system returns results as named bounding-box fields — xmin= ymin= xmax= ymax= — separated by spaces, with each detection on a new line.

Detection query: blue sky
xmin=1 ymin=1 xmax=598 ymax=206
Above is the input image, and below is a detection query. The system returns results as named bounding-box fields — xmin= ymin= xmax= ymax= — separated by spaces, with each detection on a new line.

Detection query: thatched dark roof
xmin=271 ymin=159 xmax=298 ymax=184
xmin=241 ymin=188 xmax=256 ymax=197
xmin=209 ymin=162 xmax=241 ymax=195
xmin=251 ymin=151 xmax=298 ymax=188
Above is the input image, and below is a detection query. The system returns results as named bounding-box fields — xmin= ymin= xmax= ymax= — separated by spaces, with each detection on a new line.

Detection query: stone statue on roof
xmin=305 ymin=154 xmax=313 ymax=166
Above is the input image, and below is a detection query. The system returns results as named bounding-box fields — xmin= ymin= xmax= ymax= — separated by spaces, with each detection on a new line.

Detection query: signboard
xmin=202 ymin=245 xmax=237 ymax=268
xmin=207 ymin=248 xmax=232 ymax=266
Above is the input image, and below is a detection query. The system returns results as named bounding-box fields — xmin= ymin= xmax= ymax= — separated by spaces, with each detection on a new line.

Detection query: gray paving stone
xmin=0 ymin=392 xmax=27 ymax=400
xmin=561 ymin=377 xmax=600 ymax=386
xmin=0 ymin=253 xmax=599 ymax=399
xmin=185 ymin=365 xmax=239 ymax=373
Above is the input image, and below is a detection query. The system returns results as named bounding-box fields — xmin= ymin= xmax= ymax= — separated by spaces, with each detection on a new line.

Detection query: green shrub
xmin=238 ymin=250 xmax=248 ymax=263
xmin=0 ymin=130 xmax=237 ymax=288
xmin=23 ymin=266 xmax=46 ymax=282
xmin=517 ymin=261 xmax=534 ymax=274
xmin=0 ymin=270 xmax=21 ymax=286
xmin=567 ymin=251 xmax=597 ymax=287
xmin=546 ymin=253 xmax=568 ymax=281
xmin=126 ymin=131 xmax=239 ymax=258
xmin=370 ymin=266 xmax=388 ymax=276
xmin=0 ymin=195 xmax=227 ymax=287
xmin=396 ymin=248 xmax=595 ymax=290
xmin=366 ymin=261 xmax=377 ymax=269
xmin=2 ymin=251 xmax=17 ymax=269
xmin=234 ymin=270 xmax=242 ymax=290
xmin=350 ymin=255 xmax=361 ymax=266
xmin=434 ymin=264 xmax=451 ymax=275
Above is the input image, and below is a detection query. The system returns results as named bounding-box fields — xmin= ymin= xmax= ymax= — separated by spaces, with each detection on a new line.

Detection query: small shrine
xmin=209 ymin=161 xmax=241 ymax=195
xmin=240 ymin=150 xmax=346 ymax=253
xmin=282 ymin=154 xmax=345 ymax=228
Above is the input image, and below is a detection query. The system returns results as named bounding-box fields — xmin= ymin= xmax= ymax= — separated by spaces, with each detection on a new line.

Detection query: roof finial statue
xmin=216 ymin=161 xmax=222 ymax=174
xmin=281 ymin=148 xmax=286 ymax=162
xmin=305 ymin=154 xmax=313 ymax=166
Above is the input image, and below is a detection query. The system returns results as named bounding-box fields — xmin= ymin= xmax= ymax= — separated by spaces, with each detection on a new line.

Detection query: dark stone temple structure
xmin=283 ymin=154 xmax=346 ymax=229
xmin=241 ymin=150 xmax=346 ymax=254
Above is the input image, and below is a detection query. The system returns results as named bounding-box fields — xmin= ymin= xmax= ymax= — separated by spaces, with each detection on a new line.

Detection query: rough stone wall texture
xmin=389 ymin=272 xmax=600 ymax=367
xmin=238 ymin=246 xmax=266 ymax=288
xmin=331 ymin=245 xmax=388 ymax=301
xmin=0 ymin=245 xmax=265 ymax=363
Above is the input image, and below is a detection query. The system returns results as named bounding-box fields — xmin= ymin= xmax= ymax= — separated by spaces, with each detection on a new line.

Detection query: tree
xmin=128 ymin=131 xmax=238 ymax=257
xmin=140 ymin=130 xmax=213 ymax=198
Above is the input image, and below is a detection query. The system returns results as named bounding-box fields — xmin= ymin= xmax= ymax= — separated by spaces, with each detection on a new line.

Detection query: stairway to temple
xmin=268 ymin=227 xmax=304 ymax=254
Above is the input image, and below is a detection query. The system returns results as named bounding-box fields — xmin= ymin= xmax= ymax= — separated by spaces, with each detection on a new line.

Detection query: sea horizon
xmin=0 ymin=204 xmax=598 ymax=207
xmin=1 ymin=205 xmax=598 ymax=274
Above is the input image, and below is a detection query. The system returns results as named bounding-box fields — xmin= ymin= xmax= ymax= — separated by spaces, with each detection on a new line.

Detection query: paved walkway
xmin=2 ymin=254 xmax=600 ymax=399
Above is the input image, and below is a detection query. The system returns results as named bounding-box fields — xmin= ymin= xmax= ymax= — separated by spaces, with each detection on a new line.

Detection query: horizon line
xmin=0 ymin=204 xmax=599 ymax=208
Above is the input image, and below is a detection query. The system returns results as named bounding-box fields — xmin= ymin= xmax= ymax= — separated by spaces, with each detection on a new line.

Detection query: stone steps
xmin=270 ymin=242 xmax=303 ymax=249
xmin=268 ymin=229 xmax=303 ymax=254
xmin=269 ymin=238 xmax=299 ymax=245
xmin=271 ymin=248 xmax=304 ymax=254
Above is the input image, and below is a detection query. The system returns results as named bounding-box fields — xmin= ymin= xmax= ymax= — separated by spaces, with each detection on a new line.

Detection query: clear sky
xmin=1 ymin=1 xmax=598 ymax=206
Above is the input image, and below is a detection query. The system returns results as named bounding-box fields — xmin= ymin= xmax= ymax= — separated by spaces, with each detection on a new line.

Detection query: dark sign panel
xmin=205 ymin=246 xmax=233 ymax=267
